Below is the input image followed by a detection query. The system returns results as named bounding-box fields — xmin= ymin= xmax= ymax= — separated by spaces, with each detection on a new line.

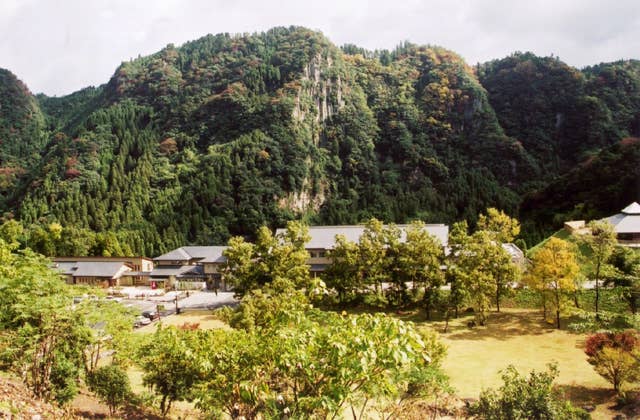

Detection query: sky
xmin=1 ymin=0 xmax=639 ymax=96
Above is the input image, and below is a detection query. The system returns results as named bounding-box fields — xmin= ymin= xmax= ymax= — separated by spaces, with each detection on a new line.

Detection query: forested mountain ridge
xmin=521 ymin=137 xmax=640 ymax=239
xmin=0 ymin=26 xmax=638 ymax=255
xmin=479 ymin=54 xmax=640 ymax=179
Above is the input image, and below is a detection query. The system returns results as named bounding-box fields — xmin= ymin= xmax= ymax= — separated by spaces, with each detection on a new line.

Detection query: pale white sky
xmin=1 ymin=0 xmax=639 ymax=96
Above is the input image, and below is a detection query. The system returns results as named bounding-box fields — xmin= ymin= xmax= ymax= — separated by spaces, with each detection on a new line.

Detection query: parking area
xmin=119 ymin=290 xmax=238 ymax=325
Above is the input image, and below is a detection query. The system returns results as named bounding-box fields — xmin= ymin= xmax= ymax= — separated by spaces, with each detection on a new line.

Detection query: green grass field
xmin=425 ymin=308 xmax=620 ymax=419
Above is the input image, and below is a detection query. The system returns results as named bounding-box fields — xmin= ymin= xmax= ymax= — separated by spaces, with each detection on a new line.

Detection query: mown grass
xmin=420 ymin=308 xmax=621 ymax=418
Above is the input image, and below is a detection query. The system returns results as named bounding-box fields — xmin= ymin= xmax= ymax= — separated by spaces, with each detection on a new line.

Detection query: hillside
xmin=0 ymin=27 xmax=639 ymax=255
xmin=521 ymin=138 xmax=640 ymax=243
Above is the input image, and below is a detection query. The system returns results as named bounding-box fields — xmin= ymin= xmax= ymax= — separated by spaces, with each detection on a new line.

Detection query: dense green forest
xmin=1 ymin=27 xmax=639 ymax=255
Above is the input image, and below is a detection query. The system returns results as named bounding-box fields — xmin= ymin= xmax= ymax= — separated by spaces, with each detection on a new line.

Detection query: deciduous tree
xmin=224 ymin=221 xmax=311 ymax=297
xmin=581 ymin=220 xmax=617 ymax=315
xmin=585 ymin=331 xmax=640 ymax=393
xmin=452 ymin=230 xmax=515 ymax=324
xmin=527 ymin=237 xmax=579 ymax=328
xmin=0 ymin=240 xmax=89 ymax=404
xmin=87 ymin=364 xmax=131 ymax=416
xmin=477 ymin=207 xmax=520 ymax=242
xmin=136 ymin=326 xmax=201 ymax=417
xmin=397 ymin=220 xmax=444 ymax=318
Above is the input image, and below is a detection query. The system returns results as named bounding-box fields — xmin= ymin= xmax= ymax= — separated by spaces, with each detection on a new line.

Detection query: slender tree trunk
xmin=424 ymin=288 xmax=432 ymax=321
xmin=554 ymin=286 xmax=561 ymax=329
xmin=496 ymin=284 xmax=501 ymax=313
xmin=595 ymin=261 xmax=601 ymax=316
xmin=443 ymin=306 xmax=450 ymax=333
xmin=451 ymin=279 xmax=459 ymax=318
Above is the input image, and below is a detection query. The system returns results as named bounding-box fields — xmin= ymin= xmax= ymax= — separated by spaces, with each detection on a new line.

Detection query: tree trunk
xmin=496 ymin=287 xmax=501 ymax=313
xmin=595 ymin=261 xmax=601 ymax=316
xmin=443 ymin=307 xmax=450 ymax=333
xmin=424 ymin=288 xmax=432 ymax=321
xmin=555 ymin=287 xmax=561 ymax=329
xmin=160 ymin=395 xmax=168 ymax=418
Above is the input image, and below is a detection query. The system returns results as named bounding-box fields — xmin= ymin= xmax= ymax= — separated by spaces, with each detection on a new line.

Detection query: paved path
xmin=174 ymin=291 xmax=238 ymax=310
xmin=122 ymin=290 xmax=238 ymax=315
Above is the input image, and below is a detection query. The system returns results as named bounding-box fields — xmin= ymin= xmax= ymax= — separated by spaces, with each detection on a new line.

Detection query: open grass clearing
xmin=421 ymin=308 xmax=621 ymax=419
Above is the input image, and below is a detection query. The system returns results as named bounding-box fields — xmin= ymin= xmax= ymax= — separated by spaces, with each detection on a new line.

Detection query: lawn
xmin=426 ymin=308 xmax=620 ymax=418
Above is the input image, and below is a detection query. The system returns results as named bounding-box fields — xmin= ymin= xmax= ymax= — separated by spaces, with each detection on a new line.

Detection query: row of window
xmin=308 ymin=250 xmax=327 ymax=258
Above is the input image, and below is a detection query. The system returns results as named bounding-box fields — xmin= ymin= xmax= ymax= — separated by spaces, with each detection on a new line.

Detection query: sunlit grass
xmin=421 ymin=308 xmax=618 ymax=418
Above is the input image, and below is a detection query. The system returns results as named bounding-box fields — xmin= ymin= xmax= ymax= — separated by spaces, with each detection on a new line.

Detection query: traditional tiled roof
xmin=154 ymin=246 xmax=228 ymax=263
xmin=150 ymin=265 xmax=206 ymax=278
xmin=54 ymin=261 xmax=131 ymax=279
xmin=275 ymin=224 xmax=449 ymax=249
xmin=55 ymin=262 xmax=78 ymax=276
xmin=197 ymin=246 xmax=228 ymax=263
xmin=604 ymin=202 xmax=640 ymax=233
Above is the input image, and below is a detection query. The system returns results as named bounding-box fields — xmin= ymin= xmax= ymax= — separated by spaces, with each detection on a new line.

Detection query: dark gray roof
xmin=54 ymin=261 xmax=131 ymax=278
xmin=154 ymin=246 xmax=228 ymax=263
xmin=123 ymin=271 xmax=152 ymax=276
xmin=150 ymin=265 xmax=205 ymax=278
xmin=197 ymin=246 xmax=228 ymax=263
xmin=74 ymin=262 xmax=131 ymax=278
xmin=55 ymin=262 xmax=78 ymax=276
xmin=275 ymin=224 xmax=449 ymax=249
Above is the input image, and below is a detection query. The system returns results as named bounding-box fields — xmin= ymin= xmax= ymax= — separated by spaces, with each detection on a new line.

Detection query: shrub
xmin=469 ymin=364 xmax=589 ymax=419
xmin=585 ymin=330 xmax=640 ymax=393
xmin=584 ymin=330 xmax=638 ymax=357
xmin=87 ymin=364 xmax=131 ymax=416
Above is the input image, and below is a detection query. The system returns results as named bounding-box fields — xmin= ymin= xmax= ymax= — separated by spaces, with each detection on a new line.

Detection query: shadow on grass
xmin=556 ymin=384 xmax=615 ymax=409
xmin=435 ymin=310 xmax=557 ymax=341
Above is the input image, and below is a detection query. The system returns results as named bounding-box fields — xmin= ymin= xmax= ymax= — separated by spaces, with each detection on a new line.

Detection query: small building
xmin=152 ymin=246 xmax=228 ymax=290
xmin=563 ymin=220 xmax=587 ymax=234
xmin=53 ymin=256 xmax=153 ymax=287
xmin=275 ymin=224 xmax=449 ymax=276
xmin=149 ymin=264 xmax=207 ymax=290
xmin=603 ymin=202 xmax=640 ymax=246
xmin=501 ymin=243 xmax=526 ymax=268
xmin=54 ymin=260 xmax=133 ymax=288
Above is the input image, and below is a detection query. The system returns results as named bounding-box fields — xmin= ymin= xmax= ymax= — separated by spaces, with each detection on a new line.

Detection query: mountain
xmin=0 ymin=26 xmax=639 ymax=255
xmin=521 ymin=137 xmax=640 ymax=243
xmin=0 ymin=69 xmax=47 ymax=209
